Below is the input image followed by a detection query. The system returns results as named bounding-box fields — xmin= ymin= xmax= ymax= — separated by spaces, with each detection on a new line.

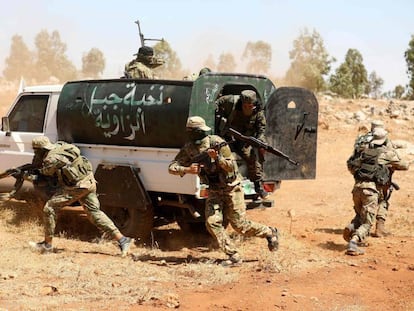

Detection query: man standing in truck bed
xmin=26 ymin=136 xmax=132 ymax=257
xmin=124 ymin=46 xmax=162 ymax=79
xmin=168 ymin=116 xmax=279 ymax=267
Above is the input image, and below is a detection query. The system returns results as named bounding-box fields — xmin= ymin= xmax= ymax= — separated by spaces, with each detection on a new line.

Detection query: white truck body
xmin=0 ymin=84 xmax=198 ymax=196
xmin=0 ymin=75 xmax=318 ymax=239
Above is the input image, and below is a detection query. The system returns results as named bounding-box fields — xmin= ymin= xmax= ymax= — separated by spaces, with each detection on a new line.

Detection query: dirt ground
xmin=0 ymin=96 xmax=414 ymax=311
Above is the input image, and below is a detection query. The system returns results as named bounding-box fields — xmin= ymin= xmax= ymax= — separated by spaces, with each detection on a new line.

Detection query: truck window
xmin=8 ymin=95 xmax=49 ymax=132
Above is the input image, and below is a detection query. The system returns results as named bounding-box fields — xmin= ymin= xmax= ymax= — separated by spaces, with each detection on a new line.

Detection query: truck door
xmin=263 ymin=87 xmax=318 ymax=180
xmin=0 ymin=94 xmax=49 ymax=173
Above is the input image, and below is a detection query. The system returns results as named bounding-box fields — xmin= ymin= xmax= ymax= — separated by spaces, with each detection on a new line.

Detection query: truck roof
xmin=21 ymin=84 xmax=63 ymax=93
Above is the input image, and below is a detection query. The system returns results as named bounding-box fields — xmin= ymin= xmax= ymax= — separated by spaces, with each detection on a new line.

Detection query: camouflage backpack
xmin=352 ymin=146 xmax=390 ymax=185
xmin=54 ymin=142 xmax=93 ymax=185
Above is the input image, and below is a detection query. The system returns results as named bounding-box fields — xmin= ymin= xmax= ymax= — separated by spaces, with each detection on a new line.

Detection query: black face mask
xmin=187 ymin=129 xmax=207 ymax=143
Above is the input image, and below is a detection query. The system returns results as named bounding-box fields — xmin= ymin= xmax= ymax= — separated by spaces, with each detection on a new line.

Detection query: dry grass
xmin=0 ymin=197 xmax=412 ymax=308
xmin=0 ymin=201 xmax=242 ymax=310
xmin=0 ymin=198 xmax=345 ymax=310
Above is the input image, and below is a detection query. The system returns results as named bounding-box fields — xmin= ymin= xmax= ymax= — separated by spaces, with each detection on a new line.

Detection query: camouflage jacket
xmin=349 ymin=144 xmax=409 ymax=191
xmin=124 ymin=60 xmax=155 ymax=79
xmin=168 ymin=135 xmax=239 ymax=189
xmin=40 ymin=142 xmax=95 ymax=189
xmin=215 ymin=95 xmax=266 ymax=142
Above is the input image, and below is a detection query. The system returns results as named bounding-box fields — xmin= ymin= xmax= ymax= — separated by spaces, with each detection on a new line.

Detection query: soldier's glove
xmin=23 ymin=172 xmax=37 ymax=183
xmin=241 ymin=144 xmax=252 ymax=154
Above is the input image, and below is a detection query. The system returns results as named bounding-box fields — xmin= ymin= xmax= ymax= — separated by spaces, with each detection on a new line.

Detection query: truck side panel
xmin=57 ymin=80 xmax=193 ymax=148
xmin=77 ymin=143 xmax=199 ymax=195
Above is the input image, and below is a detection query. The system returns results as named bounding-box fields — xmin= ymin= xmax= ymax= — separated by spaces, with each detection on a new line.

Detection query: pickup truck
xmin=0 ymin=73 xmax=318 ymax=242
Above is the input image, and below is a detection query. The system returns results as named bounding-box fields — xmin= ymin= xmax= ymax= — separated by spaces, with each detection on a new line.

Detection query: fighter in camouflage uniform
xmin=124 ymin=46 xmax=158 ymax=79
xmin=215 ymin=90 xmax=269 ymax=200
xmin=168 ymin=116 xmax=279 ymax=266
xmin=27 ymin=136 xmax=132 ymax=257
xmin=351 ymin=120 xmax=396 ymax=237
xmin=344 ymin=127 xmax=409 ymax=255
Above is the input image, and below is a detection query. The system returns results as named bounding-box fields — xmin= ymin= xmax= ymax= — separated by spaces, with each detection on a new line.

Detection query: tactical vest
xmin=352 ymin=146 xmax=390 ymax=185
xmin=199 ymin=135 xmax=237 ymax=187
xmin=53 ymin=142 xmax=93 ymax=185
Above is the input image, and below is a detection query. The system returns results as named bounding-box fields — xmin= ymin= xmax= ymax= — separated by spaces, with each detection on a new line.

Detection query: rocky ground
xmin=0 ymin=90 xmax=414 ymax=310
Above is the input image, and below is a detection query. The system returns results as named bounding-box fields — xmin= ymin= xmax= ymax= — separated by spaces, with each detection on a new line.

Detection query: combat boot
xmin=118 ymin=237 xmax=133 ymax=258
xmin=254 ymin=181 xmax=270 ymax=200
xmin=221 ymin=252 xmax=242 ymax=267
xmin=28 ymin=241 xmax=53 ymax=254
xmin=266 ymin=227 xmax=279 ymax=251
xmin=346 ymin=240 xmax=365 ymax=256
xmin=372 ymin=219 xmax=389 ymax=238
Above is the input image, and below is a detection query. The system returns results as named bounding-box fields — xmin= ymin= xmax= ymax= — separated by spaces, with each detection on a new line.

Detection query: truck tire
xmin=95 ymin=164 xmax=154 ymax=244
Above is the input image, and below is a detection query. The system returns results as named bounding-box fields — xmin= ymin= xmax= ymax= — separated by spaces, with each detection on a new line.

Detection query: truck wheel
xmin=102 ymin=204 xmax=154 ymax=244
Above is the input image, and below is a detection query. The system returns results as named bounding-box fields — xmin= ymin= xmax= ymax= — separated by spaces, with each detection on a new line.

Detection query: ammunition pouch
xmin=61 ymin=156 xmax=92 ymax=186
xmin=354 ymin=163 xmax=390 ymax=186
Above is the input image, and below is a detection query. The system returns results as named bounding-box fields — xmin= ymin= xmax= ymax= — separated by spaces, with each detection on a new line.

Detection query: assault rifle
xmin=0 ymin=163 xmax=58 ymax=200
xmin=135 ymin=19 xmax=164 ymax=47
xmin=191 ymin=141 xmax=228 ymax=164
xmin=0 ymin=163 xmax=35 ymax=198
xmin=228 ymin=128 xmax=299 ymax=166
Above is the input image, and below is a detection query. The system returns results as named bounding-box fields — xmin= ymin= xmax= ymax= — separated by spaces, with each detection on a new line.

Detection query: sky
xmin=0 ymin=0 xmax=413 ymax=91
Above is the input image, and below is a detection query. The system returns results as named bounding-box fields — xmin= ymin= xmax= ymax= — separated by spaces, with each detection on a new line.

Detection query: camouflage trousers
xmin=234 ymin=145 xmax=263 ymax=182
xmin=205 ymin=185 xmax=270 ymax=256
xmin=350 ymin=185 xmax=379 ymax=242
xmin=376 ymin=199 xmax=389 ymax=222
xmin=43 ymin=187 xmax=121 ymax=240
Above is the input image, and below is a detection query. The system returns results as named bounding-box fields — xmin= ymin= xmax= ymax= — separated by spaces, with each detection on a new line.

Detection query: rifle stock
xmin=228 ymin=128 xmax=299 ymax=166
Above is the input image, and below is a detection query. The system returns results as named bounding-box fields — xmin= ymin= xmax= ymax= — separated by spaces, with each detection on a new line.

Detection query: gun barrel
xmin=0 ymin=171 xmax=11 ymax=179
xmin=229 ymin=128 xmax=299 ymax=166
xmin=391 ymin=181 xmax=400 ymax=191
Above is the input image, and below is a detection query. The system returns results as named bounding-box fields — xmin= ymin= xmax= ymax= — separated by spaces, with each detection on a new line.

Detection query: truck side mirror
xmin=2 ymin=117 xmax=11 ymax=136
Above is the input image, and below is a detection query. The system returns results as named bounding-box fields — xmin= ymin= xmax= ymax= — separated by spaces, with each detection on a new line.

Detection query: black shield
xmin=263 ymin=87 xmax=318 ymax=180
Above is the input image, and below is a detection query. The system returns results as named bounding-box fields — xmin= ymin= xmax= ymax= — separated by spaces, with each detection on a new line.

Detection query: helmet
xmin=199 ymin=67 xmax=212 ymax=76
xmin=186 ymin=116 xmax=211 ymax=131
xmin=137 ymin=46 xmax=154 ymax=56
xmin=240 ymin=90 xmax=257 ymax=104
xmin=32 ymin=136 xmax=54 ymax=150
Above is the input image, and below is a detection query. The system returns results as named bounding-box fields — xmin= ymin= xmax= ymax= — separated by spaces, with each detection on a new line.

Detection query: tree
xmin=329 ymin=48 xmax=368 ymax=98
xmin=367 ymin=71 xmax=384 ymax=99
xmin=81 ymin=48 xmax=105 ymax=78
xmin=3 ymin=35 xmax=35 ymax=82
xmin=393 ymin=85 xmax=405 ymax=99
xmin=153 ymin=40 xmax=184 ymax=79
xmin=404 ymin=34 xmax=414 ymax=99
xmin=242 ymin=40 xmax=272 ymax=74
xmin=217 ymin=52 xmax=237 ymax=72
xmin=34 ymin=29 xmax=77 ymax=82
xmin=285 ymin=28 xmax=334 ymax=92
xmin=329 ymin=65 xmax=354 ymax=98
